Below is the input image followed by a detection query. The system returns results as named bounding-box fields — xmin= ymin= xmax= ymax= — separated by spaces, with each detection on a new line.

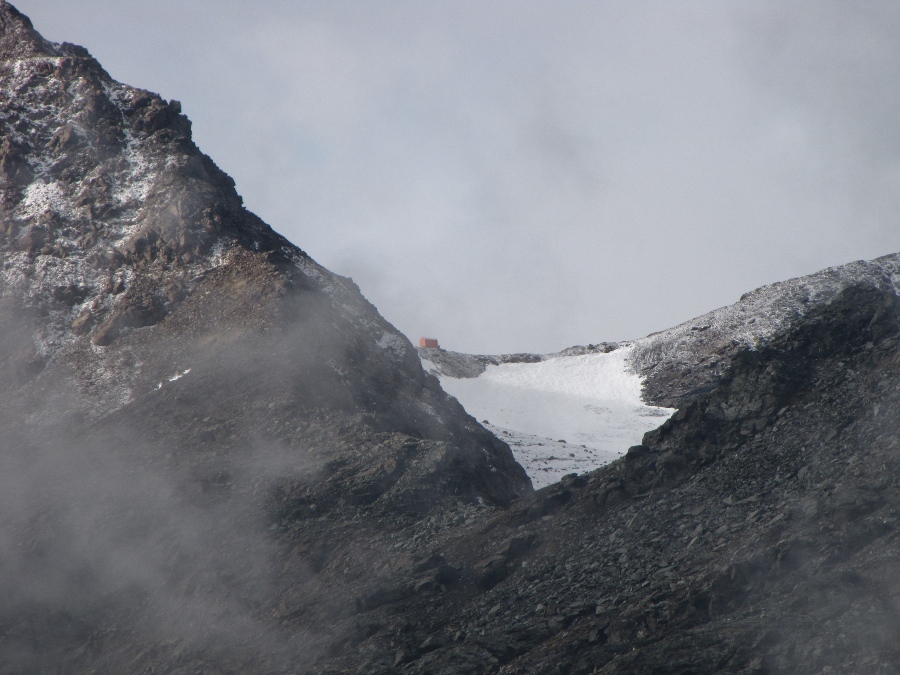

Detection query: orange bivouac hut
xmin=419 ymin=337 xmax=439 ymax=349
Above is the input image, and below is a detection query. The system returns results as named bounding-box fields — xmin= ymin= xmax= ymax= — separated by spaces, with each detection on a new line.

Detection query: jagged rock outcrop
xmin=0 ymin=0 xmax=529 ymax=499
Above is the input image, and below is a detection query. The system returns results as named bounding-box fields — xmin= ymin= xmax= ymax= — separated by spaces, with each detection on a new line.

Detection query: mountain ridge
xmin=422 ymin=251 xmax=900 ymax=412
xmin=0 ymin=5 xmax=532 ymax=669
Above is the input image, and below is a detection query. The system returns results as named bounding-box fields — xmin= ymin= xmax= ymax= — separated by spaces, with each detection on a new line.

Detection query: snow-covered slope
xmin=423 ymin=344 xmax=674 ymax=488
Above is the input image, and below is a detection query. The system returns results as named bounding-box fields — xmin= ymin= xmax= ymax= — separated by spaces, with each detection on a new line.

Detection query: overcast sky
xmin=14 ymin=1 xmax=900 ymax=353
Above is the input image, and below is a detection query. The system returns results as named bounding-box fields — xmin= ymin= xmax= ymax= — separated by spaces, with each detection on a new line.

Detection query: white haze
xmin=14 ymin=0 xmax=900 ymax=353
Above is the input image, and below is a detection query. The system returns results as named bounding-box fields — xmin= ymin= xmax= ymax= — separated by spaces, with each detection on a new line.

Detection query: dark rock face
xmin=314 ymin=279 xmax=900 ymax=675
xmin=0 ymin=3 xmax=530 ymax=672
xmin=0 ymin=0 xmax=530 ymax=505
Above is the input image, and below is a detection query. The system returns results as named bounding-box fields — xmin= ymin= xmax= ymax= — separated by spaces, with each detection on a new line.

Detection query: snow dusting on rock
xmin=0 ymin=31 xmax=422 ymax=422
xmin=630 ymin=253 xmax=900 ymax=407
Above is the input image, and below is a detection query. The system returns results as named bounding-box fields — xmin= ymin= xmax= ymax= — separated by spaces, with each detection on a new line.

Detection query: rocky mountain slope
xmin=352 ymin=279 xmax=900 ymax=674
xmin=0 ymin=4 xmax=530 ymax=672
xmin=0 ymin=0 xmax=530 ymax=495
xmin=631 ymin=253 xmax=900 ymax=408
xmin=4 ymin=3 xmax=900 ymax=674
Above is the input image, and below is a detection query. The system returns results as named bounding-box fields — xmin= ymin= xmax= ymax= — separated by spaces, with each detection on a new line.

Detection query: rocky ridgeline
xmin=630 ymin=254 xmax=900 ymax=408
xmin=0 ymin=2 xmax=297 ymax=378
xmin=419 ymin=342 xmax=619 ymax=379
xmin=0 ymin=5 xmax=531 ymax=672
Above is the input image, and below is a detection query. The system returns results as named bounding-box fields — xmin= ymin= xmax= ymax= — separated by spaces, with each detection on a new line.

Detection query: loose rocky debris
xmin=314 ymin=281 xmax=900 ymax=674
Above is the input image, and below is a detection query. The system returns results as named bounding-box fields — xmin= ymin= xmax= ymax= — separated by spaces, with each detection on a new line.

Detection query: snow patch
xmin=208 ymin=239 xmax=228 ymax=266
xmin=167 ymin=368 xmax=191 ymax=382
xmin=16 ymin=181 xmax=71 ymax=220
xmin=157 ymin=367 xmax=191 ymax=390
xmin=376 ymin=331 xmax=407 ymax=357
xmin=420 ymin=356 xmax=439 ymax=376
xmin=433 ymin=344 xmax=675 ymax=488
xmin=486 ymin=424 xmax=622 ymax=490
